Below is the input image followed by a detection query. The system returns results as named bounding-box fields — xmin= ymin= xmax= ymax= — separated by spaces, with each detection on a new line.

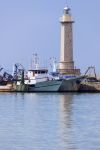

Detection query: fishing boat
xmin=24 ymin=68 xmax=63 ymax=92
xmin=13 ymin=54 xmax=61 ymax=92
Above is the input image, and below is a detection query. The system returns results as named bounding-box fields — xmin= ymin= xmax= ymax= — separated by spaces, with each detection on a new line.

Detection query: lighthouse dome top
xmin=64 ymin=6 xmax=69 ymax=10
xmin=63 ymin=6 xmax=71 ymax=15
xmin=60 ymin=5 xmax=73 ymax=23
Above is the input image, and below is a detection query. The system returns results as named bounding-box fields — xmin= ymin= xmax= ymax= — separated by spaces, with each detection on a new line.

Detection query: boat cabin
xmin=27 ymin=69 xmax=48 ymax=78
xmin=24 ymin=68 xmax=49 ymax=85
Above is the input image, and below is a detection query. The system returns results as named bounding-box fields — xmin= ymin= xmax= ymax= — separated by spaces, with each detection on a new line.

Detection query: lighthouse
xmin=58 ymin=6 xmax=80 ymax=75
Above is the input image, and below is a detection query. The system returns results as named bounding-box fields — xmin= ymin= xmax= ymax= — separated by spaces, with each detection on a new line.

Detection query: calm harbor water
xmin=0 ymin=92 xmax=100 ymax=150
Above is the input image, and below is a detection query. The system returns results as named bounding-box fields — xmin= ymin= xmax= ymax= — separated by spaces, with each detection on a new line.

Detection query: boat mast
xmin=32 ymin=53 xmax=39 ymax=69
xmin=50 ymin=57 xmax=57 ymax=72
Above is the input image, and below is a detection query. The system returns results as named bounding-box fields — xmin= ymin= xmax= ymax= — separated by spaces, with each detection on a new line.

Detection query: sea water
xmin=0 ymin=92 xmax=100 ymax=150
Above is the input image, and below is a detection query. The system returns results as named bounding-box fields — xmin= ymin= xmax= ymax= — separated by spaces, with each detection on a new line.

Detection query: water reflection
xmin=0 ymin=93 xmax=100 ymax=150
xmin=59 ymin=93 xmax=76 ymax=150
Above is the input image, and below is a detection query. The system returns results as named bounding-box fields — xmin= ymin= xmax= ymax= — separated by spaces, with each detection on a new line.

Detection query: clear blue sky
xmin=0 ymin=0 xmax=100 ymax=74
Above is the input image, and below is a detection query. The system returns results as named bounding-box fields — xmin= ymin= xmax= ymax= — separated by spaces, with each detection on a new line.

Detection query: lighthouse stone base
xmin=58 ymin=61 xmax=81 ymax=75
xmin=57 ymin=68 xmax=80 ymax=75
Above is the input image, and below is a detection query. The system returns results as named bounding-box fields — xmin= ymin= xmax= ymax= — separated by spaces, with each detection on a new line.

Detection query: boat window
xmin=38 ymin=71 xmax=40 ymax=74
xmin=41 ymin=70 xmax=48 ymax=74
xmin=34 ymin=71 xmax=38 ymax=74
xmin=31 ymin=70 xmax=48 ymax=74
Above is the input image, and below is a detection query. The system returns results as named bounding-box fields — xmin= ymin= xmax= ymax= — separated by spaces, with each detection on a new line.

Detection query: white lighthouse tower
xmin=58 ymin=5 xmax=80 ymax=75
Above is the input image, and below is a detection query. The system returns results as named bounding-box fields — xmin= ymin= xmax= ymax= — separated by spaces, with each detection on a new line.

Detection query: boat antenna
xmin=50 ymin=57 xmax=57 ymax=72
xmin=32 ymin=53 xmax=39 ymax=69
